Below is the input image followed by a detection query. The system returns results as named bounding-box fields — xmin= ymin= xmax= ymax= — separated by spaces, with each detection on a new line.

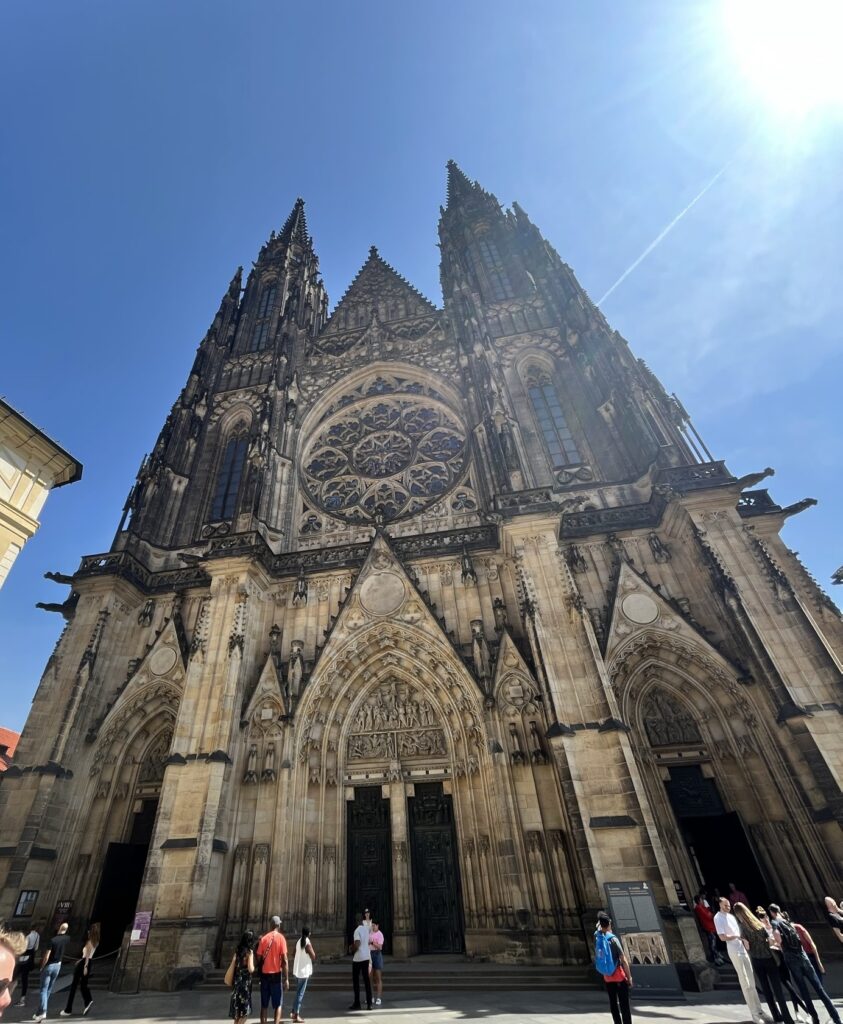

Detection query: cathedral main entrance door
xmin=346 ymin=786 xmax=393 ymax=953
xmin=408 ymin=782 xmax=464 ymax=954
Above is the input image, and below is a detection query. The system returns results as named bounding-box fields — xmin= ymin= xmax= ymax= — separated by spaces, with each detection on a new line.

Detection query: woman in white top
xmin=60 ymin=923 xmax=99 ymax=1017
xmin=290 ymin=926 xmax=316 ymax=1024
xmin=713 ymin=898 xmax=770 ymax=1024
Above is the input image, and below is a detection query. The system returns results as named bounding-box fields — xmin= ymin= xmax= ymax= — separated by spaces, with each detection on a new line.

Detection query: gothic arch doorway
xmin=624 ymin=669 xmax=773 ymax=908
xmin=88 ymin=714 xmax=174 ymax=953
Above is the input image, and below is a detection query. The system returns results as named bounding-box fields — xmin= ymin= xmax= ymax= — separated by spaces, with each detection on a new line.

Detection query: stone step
xmin=201 ymin=963 xmax=600 ymax=992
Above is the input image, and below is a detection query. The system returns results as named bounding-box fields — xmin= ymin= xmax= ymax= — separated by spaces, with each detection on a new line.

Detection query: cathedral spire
xmin=446 ymin=159 xmax=475 ymax=205
xmin=279 ymin=197 xmax=309 ymax=246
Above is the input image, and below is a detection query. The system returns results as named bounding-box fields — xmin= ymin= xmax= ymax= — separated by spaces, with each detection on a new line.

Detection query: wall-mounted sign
xmin=129 ymin=910 xmax=152 ymax=947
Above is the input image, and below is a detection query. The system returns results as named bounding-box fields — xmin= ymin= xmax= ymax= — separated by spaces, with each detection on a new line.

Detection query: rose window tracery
xmin=302 ymin=388 xmax=467 ymax=523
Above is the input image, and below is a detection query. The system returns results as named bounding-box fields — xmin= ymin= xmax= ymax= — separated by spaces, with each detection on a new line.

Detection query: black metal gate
xmin=408 ymin=782 xmax=464 ymax=953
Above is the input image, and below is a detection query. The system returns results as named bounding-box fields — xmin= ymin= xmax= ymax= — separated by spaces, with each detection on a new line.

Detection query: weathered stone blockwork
xmin=1 ymin=165 xmax=840 ymax=990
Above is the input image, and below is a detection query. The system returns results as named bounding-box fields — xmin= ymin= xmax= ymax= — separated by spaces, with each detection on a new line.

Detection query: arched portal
xmin=612 ymin=634 xmax=831 ymax=911
xmin=287 ymin=611 xmax=490 ymax=957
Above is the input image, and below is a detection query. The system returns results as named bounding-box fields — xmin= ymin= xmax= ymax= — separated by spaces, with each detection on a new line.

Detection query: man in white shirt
xmin=349 ymin=909 xmax=372 ymax=1011
xmin=713 ymin=897 xmax=770 ymax=1024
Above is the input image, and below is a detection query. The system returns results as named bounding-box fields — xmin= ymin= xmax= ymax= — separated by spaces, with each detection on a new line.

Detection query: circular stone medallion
xmin=621 ymin=593 xmax=659 ymax=625
xmin=359 ymin=571 xmax=406 ymax=617
xmin=149 ymin=646 xmax=178 ymax=676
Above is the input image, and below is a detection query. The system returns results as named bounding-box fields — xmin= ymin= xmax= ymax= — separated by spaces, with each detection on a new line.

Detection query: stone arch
xmin=612 ymin=637 xmax=830 ymax=905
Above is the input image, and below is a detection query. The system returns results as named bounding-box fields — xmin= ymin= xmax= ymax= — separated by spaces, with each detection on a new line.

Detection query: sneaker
xmin=32 ymin=1015 xmax=45 ymax=1022
xmin=375 ymin=998 xmax=382 ymax=1005
xmin=60 ymin=1013 xmax=72 ymax=1018
xmin=15 ymin=999 xmax=26 ymax=1007
xmin=83 ymin=1004 xmax=93 ymax=1017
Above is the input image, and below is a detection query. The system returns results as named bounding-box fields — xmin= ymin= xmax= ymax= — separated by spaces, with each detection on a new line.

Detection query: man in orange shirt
xmin=256 ymin=916 xmax=288 ymax=1024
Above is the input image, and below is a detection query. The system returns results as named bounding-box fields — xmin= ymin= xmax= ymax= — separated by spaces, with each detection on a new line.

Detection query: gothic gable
xmin=604 ymin=561 xmax=741 ymax=685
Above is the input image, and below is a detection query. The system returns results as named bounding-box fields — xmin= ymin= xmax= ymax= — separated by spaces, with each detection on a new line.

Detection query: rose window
xmin=302 ymin=390 xmax=467 ymax=523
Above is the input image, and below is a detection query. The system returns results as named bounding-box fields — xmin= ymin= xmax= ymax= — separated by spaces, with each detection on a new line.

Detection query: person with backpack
xmin=594 ymin=912 xmax=633 ymax=1024
xmin=713 ymin=897 xmax=770 ymax=1024
xmin=733 ymin=903 xmax=794 ymax=1024
xmin=768 ymin=905 xmax=841 ymax=1024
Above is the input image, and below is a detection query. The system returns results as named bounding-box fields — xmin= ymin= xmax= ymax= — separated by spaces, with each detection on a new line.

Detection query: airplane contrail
xmin=597 ymin=160 xmax=733 ymax=306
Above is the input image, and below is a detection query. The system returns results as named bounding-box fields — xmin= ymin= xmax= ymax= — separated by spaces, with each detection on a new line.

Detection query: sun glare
xmin=723 ymin=0 xmax=843 ymax=115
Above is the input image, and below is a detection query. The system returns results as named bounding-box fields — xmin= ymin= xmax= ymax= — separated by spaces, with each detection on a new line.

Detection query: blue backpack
xmin=595 ymin=929 xmax=619 ymax=975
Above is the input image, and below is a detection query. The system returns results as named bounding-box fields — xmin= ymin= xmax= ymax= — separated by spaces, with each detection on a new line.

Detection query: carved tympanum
xmin=641 ymin=688 xmax=702 ymax=747
xmin=347 ymin=680 xmax=446 ymax=763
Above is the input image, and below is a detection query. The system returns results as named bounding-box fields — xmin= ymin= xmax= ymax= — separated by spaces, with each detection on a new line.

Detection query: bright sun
xmin=722 ymin=0 xmax=843 ymax=115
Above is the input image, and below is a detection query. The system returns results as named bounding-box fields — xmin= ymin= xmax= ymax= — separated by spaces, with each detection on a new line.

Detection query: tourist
xmin=369 ymin=919 xmax=385 ymax=1006
xmin=33 ymin=922 xmax=70 ymax=1022
xmin=291 ymin=926 xmax=316 ymax=1023
xmin=60 ymin=922 xmax=99 ymax=1017
xmin=713 ymin=897 xmax=769 ymax=1024
xmin=1 ymin=929 xmax=27 ymax=1019
xmin=13 ymin=923 xmax=40 ymax=1008
xmin=733 ymin=903 xmax=793 ymax=1024
xmin=227 ymin=930 xmax=255 ymax=1024
xmin=768 ymin=904 xmax=841 ymax=1024
xmin=755 ymin=907 xmax=811 ymax=1023
xmin=824 ymin=897 xmax=843 ymax=945
xmin=729 ymin=882 xmax=749 ymax=908
xmin=693 ymin=895 xmax=725 ymax=966
xmin=349 ymin=909 xmax=372 ymax=1012
xmin=256 ymin=916 xmax=288 ymax=1024
xmin=790 ymin=918 xmax=824 ymax=979
xmin=594 ymin=912 xmax=633 ymax=1024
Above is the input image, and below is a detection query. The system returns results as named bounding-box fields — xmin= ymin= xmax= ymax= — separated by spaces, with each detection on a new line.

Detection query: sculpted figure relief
xmin=346 ymin=679 xmax=447 ymax=763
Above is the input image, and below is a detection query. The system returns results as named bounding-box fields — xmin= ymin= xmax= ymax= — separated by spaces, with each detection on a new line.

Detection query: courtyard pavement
xmin=9 ymin=978 xmax=843 ymax=1024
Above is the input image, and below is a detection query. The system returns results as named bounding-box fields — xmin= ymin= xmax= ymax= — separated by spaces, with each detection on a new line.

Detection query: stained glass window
xmin=211 ymin=433 xmax=248 ymax=520
xmin=526 ymin=372 xmax=581 ymax=468
xmin=249 ymin=284 xmax=277 ymax=352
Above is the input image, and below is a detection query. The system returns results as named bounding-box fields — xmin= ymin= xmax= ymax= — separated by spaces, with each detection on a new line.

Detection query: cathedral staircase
xmin=201 ymin=957 xmax=600 ymax=992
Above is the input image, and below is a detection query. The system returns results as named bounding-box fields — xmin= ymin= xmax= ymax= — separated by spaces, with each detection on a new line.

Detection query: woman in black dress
xmin=228 ymin=930 xmax=255 ymax=1024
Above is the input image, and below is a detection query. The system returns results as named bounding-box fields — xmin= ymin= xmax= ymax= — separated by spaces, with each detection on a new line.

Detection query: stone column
xmin=389 ymin=780 xmax=414 ymax=956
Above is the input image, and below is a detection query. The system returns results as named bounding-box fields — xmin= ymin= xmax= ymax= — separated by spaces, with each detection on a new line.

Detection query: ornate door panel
xmin=346 ymin=786 xmax=393 ymax=953
xmin=409 ymin=782 xmax=464 ymax=953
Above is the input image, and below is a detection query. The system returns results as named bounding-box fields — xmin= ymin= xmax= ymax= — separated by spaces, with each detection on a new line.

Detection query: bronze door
xmin=409 ymin=782 xmax=464 ymax=953
xmin=346 ymin=785 xmax=393 ymax=953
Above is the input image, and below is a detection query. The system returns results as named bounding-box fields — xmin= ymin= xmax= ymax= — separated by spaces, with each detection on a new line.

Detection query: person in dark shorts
xmin=369 ymin=920 xmax=385 ymax=1007
xmin=256 ymin=916 xmax=288 ymax=1024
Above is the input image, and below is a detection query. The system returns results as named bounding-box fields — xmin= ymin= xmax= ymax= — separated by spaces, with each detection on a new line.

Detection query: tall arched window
xmin=211 ymin=432 xmax=248 ymax=520
xmin=525 ymin=370 xmax=581 ymax=467
xmin=249 ymin=284 xmax=277 ymax=352
xmin=466 ymin=237 xmax=514 ymax=301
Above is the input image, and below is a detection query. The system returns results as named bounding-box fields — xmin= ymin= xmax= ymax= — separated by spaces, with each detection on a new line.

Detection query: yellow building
xmin=0 ymin=399 xmax=82 ymax=587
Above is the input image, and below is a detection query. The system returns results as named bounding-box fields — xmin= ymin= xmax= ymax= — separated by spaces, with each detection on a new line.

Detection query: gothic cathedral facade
xmin=2 ymin=164 xmax=841 ymax=988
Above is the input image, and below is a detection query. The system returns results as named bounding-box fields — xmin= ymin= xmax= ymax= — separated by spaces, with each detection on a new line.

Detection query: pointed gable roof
xmin=319 ymin=246 xmax=438 ymax=339
xmin=307 ymin=530 xmax=485 ymax=699
xmin=604 ymin=561 xmax=742 ymax=681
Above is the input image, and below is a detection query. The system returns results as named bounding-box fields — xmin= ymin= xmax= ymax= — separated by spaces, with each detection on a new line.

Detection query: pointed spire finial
xmin=228 ymin=266 xmax=243 ymax=298
xmin=446 ymin=159 xmax=475 ymax=205
xmin=279 ymin=197 xmax=309 ymax=245
xmin=368 ymin=245 xmax=379 ymax=259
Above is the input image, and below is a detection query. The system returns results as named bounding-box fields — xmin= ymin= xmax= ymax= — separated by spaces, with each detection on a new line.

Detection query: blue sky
xmin=1 ymin=1 xmax=841 ymax=732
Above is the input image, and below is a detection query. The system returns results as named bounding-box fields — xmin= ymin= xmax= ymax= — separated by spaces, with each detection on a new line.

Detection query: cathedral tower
xmin=1 ymin=165 xmax=840 ymax=990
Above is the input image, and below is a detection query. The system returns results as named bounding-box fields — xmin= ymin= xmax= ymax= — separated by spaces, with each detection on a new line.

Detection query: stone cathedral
xmin=2 ymin=163 xmax=841 ymax=990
